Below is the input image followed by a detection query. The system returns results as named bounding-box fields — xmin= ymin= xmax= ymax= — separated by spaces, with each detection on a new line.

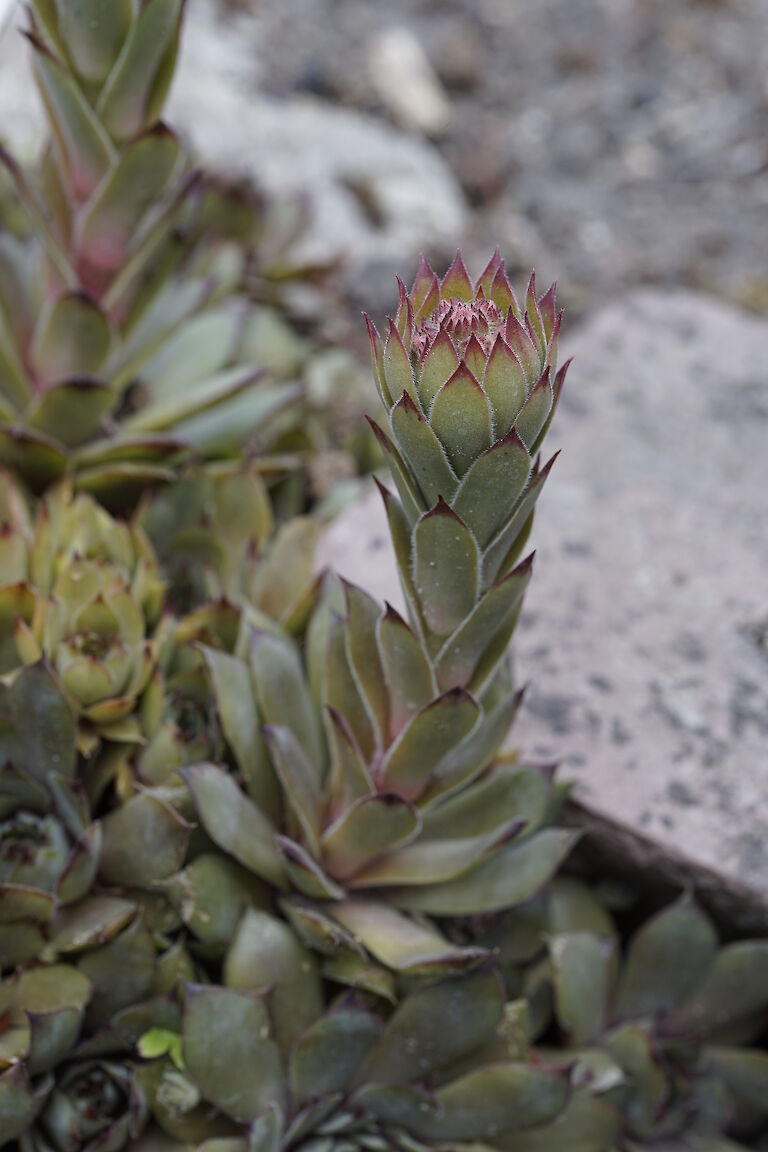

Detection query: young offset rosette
xmin=366 ymin=251 xmax=569 ymax=688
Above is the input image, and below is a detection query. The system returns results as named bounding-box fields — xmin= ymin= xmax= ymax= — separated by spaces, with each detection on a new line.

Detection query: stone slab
xmin=317 ymin=290 xmax=768 ymax=916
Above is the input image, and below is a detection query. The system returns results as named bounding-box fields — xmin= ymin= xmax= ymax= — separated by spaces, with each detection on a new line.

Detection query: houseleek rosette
xmin=127 ymin=914 xmax=570 ymax=1149
xmin=482 ymin=882 xmax=768 ymax=1149
xmin=0 ymin=0 xmax=302 ymax=505
xmin=366 ymin=250 xmax=568 ymax=685
xmin=7 ymin=485 xmax=165 ymax=750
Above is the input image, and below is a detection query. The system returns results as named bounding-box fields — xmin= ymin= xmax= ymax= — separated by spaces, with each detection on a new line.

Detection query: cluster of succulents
xmin=1 ymin=4 xmax=767 ymax=1151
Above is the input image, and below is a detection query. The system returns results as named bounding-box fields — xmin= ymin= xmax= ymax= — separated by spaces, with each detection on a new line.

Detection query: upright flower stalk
xmin=366 ymin=250 xmax=569 ymax=692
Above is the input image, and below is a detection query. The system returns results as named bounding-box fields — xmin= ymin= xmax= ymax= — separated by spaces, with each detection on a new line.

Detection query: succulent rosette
xmin=17 ymin=1057 xmax=148 ymax=1152
xmin=365 ymin=251 xmax=568 ymax=681
xmin=139 ymin=460 xmax=319 ymax=626
xmin=485 ymin=883 xmax=768 ymax=1149
xmin=7 ymin=485 xmax=165 ymax=751
xmin=0 ymin=0 xmax=302 ymax=507
xmin=124 ymin=917 xmax=571 ymax=1150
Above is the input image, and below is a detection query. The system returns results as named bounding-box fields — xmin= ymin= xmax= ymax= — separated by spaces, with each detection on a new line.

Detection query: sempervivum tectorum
xmin=366 ymin=251 xmax=568 ymax=685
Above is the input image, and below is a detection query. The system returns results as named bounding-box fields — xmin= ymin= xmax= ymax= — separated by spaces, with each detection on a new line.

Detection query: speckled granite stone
xmin=317 ymin=290 xmax=768 ymax=921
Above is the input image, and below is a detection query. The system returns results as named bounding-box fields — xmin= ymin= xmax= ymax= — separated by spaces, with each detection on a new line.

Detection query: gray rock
xmin=317 ymin=290 xmax=768 ymax=915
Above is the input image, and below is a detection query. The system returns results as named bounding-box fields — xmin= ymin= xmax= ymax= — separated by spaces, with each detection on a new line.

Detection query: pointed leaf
xmin=329 ymin=899 xmax=488 ymax=974
xmin=263 ymin=725 xmax=322 ymax=857
xmin=383 ymin=318 xmax=417 ymax=405
xmin=452 ymin=429 xmax=531 ymax=550
xmin=78 ymin=127 xmax=181 ymax=274
xmin=392 ymin=828 xmax=579 ymax=914
xmin=436 ymin=555 xmax=533 ymax=689
xmin=515 ymin=369 xmax=553 ymax=451
xmin=483 ymin=335 xmax=528 ymax=438
xmin=325 ymin=707 xmax=374 ymax=817
xmin=100 ymin=793 xmax=191 ymax=887
xmin=321 ymin=794 xmax=420 ymax=880
xmin=483 ymin=453 xmax=557 ymax=588
xmin=183 ymin=984 xmax=286 ymax=1123
xmin=413 ymin=499 xmax=479 ymax=637
xmin=350 ymin=818 xmax=523 ymax=888
xmin=616 ymin=896 xmax=718 ymax=1021
xmin=422 ymin=761 xmax=550 ymax=839
xmin=440 ymin=252 xmax=474 ymax=302
xmin=550 ymin=932 xmax=617 ymax=1045
xmin=28 ymin=373 xmax=114 ymax=455
xmin=429 ymin=363 xmax=492 ymax=477
xmin=391 ymin=390 xmax=458 ymax=506
xmin=182 ymin=764 xmax=285 ymax=889
xmin=97 ymin=0 xmax=184 ymax=140
xmin=251 ymin=628 xmax=323 ymax=772
xmin=32 ymin=39 xmax=114 ymax=198
xmin=505 ymin=311 xmax=541 ymax=385
xmin=376 ymin=604 xmax=436 ymax=739
xmin=380 ymin=688 xmax=480 ymax=801
xmin=343 ymin=583 xmax=388 ymax=748
xmin=325 ymin=609 xmax=375 ymax=762
xmin=416 ymin=327 xmax=459 ymax=411
xmin=290 ymin=1006 xmax=383 ymax=1106
xmin=360 ymin=968 xmax=503 ymax=1085
xmin=224 ymin=909 xmax=323 ymax=1054
xmin=424 ymin=1062 xmax=568 ymax=1141
xmin=410 ymin=254 xmax=440 ymax=319
xmin=31 ymin=292 xmax=112 ymax=382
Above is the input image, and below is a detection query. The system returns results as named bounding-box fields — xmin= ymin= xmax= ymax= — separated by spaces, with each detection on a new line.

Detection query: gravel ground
xmin=231 ymin=0 xmax=768 ymax=318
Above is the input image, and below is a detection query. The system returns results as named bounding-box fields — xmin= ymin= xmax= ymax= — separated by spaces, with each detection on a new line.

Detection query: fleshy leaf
xmin=329 ymin=899 xmax=488 ymax=974
xmin=376 ymin=604 xmax=436 ymax=739
xmin=31 ymin=292 xmax=112 ymax=382
xmin=391 ymin=829 xmax=579 ymax=914
xmin=550 ymin=932 xmax=617 ymax=1045
xmin=321 ymin=794 xmax=420 ymax=880
xmin=616 ymin=896 xmax=718 ymax=1021
xmin=290 ymin=1005 xmax=383 ymax=1105
xmin=359 ymin=968 xmax=503 ymax=1085
xmin=99 ymin=793 xmax=191 ymax=887
xmin=439 ymin=251 xmax=474 ymax=302
xmin=429 ymin=363 xmax=492 ymax=477
xmin=391 ymin=390 xmax=458 ymax=508
xmin=182 ymin=984 xmax=286 ymax=1123
xmin=515 ymin=369 xmax=553 ymax=451
xmin=379 ymin=688 xmax=480 ymax=801
xmin=224 ymin=909 xmax=323 ymax=1054
xmin=182 ymin=764 xmax=285 ymax=889
xmin=383 ymin=318 xmax=417 ymax=406
xmin=416 ymin=327 xmax=459 ymax=412
xmin=413 ymin=499 xmax=479 ymax=637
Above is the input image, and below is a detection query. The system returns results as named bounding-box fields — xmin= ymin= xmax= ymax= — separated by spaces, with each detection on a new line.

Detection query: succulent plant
xmin=126 ymin=923 xmax=570 ymax=1150
xmin=2 ymin=482 xmax=165 ymax=754
xmin=0 ymin=0 xmax=302 ymax=507
xmin=365 ymin=250 xmax=568 ymax=681
xmin=139 ymin=460 xmax=319 ymax=626
xmin=483 ymin=882 xmax=768 ymax=1150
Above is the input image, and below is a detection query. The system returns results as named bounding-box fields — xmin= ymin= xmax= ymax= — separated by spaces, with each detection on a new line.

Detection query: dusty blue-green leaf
xmin=329 ymin=899 xmax=488 ymax=975
xmin=429 ymin=363 xmax=492 ymax=477
xmin=376 ymin=604 xmax=436 ymax=740
xmin=382 ymin=318 xmax=417 ymax=405
xmin=263 ymin=726 xmax=322 ymax=859
xmin=514 ymin=370 xmax=553 ymax=451
xmin=32 ymin=41 xmax=114 ymax=198
xmin=359 ymin=967 xmax=503 ymax=1086
xmin=0 ymin=661 xmax=76 ymax=782
xmin=452 ymin=429 xmax=531 ymax=549
xmin=97 ymin=0 xmax=183 ymax=139
xmin=550 ymin=932 xmax=617 ymax=1045
xmin=321 ymin=794 xmax=420 ymax=881
xmin=79 ymin=127 xmax=180 ymax=274
xmin=497 ymin=1092 xmax=620 ymax=1152
xmin=182 ymin=764 xmax=285 ymax=889
xmin=99 ymin=793 xmax=191 ymax=888
xmin=616 ymin=896 xmax=718 ymax=1021
xmin=391 ymin=828 xmax=579 ymax=914
xmin=391 ymin=391 xmax=458 ymax=507
xmin=290 ymin=1006 xmax=383 ymax=1105
xmin=343 ymin=583 xmax=388 ymax=749
xmin=435 ymin=555 xmax=532 ymax=690
xmin=413 ymin=499 xmax=479 ymax=637
xmin=183 ymin=984 xmax=286 ymax=1123
xmin=77 ymin=916 xmax=156 ymax=1030
xmin=31 ymin=292 xmax=112 ymax=381
xmin=379 ymin=688 xmax=480 ymax=801
xmin=224 ymin=909 xmax=323 ymax=1054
